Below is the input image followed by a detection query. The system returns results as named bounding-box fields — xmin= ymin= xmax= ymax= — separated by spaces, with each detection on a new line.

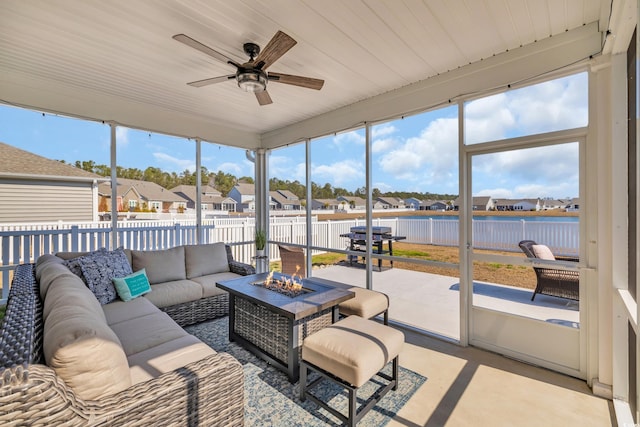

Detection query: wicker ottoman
xmin=299 ymin=315 xmax=404 ymax=426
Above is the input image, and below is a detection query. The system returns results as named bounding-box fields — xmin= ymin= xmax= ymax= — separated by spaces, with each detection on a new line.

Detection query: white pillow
xmin=531 ymin=244 xmax=556 ymax=260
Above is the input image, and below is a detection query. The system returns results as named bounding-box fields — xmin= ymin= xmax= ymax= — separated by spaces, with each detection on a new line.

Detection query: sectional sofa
xmin=0 ymin=242 xmax=255 ymax=426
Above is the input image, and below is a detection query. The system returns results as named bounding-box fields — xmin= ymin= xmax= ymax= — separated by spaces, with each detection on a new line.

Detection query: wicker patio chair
xmin=278 ymin=244 xmax=306 ymax=277
xmin=518 ymin=240 xmax=579 ymax=301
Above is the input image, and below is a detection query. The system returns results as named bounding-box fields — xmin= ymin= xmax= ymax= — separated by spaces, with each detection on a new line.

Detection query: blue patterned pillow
xmin=63 ymin=248 xmax=107 ymax=283
xmin=78 ymin=248 xmax=133 ymax=305
xmin=113 ymin=269 xmax=151 ymax=301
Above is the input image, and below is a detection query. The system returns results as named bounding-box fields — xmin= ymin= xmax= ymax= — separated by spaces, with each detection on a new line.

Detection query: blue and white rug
xmin=187 ymin=317 xmax=426 ymax=426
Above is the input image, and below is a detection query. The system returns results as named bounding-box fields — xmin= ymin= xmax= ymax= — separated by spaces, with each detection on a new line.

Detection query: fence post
xmin=71 ymin=225 xmax=79 ymax=252
xmin=521 ymin=219 xmax=526 ymax=242
xmin=429 ymin=218 xmax=433 ymax=244
xmin=175 ymin=223 xmax=182 ymax=247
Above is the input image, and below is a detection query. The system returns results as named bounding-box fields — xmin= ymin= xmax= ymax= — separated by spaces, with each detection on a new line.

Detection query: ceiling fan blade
xmin=255 ymin=90 xmax=273 ymax=106
xmin=173 ymin=34 xmax=241 ymax=68
xmin=254 ymin=31 xmax=297 ymax=70
xmin=268 ymin=72 xmax=324 ymax=90
xmin=187 ymin=75 xmax=235 ymax=87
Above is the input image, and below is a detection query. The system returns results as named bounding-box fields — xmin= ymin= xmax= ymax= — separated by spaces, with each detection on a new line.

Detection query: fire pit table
xmin=216 ymin=272 xmax=355 ymax=382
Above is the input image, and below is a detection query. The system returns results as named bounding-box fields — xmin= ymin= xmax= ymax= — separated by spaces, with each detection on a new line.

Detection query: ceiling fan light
xmin=237 ymin=70 xmax=266 ymax=93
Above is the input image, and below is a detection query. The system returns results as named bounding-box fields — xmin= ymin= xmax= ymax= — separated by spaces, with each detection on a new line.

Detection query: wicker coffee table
xmin=216 ymin=272 xmax=354 ymax=382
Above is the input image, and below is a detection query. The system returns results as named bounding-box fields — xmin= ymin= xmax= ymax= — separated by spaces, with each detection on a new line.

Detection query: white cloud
xmin=377 ymin=117 xmax=458 ymax=185
xmin=116 ymin=127 xmax=129 ymax=146
xmin=153 ymin=152 xmax=195 ymax=172
xmin=333 ymin=130 xmax=365 ymax=149
xmin=372 ymin=124 xmax=396 ymax=138
xmin=472 ymin=143 xmax=579 ymax=198
xmin=216 ymin=161 xmax=245 ymax=176
xmin=312 ymin=159 xmax=364 ymax=188
xmin=372 ymin=137 xmax=397 ymax=153
xmin=270 ymin=155 xmax=305 ymax=182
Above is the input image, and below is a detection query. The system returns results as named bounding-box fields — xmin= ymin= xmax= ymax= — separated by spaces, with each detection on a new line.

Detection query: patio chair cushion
xmin=532 ymin=244 xmax=556 ymax=260
xmin=113 ymin=268 xmax=152 ymax=301
xmin=142 ymin=279 xmax=203 ymax=308
xmin=44 ymin=294 xmax=131 ymax=400
xmin=132 ymin=246 xmax=187 ymax=284
xmin=184 ymin=242 xmax=230 ymax=278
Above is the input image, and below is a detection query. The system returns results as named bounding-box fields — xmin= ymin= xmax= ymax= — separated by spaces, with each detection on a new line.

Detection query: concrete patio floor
xmin=308 ymin=265 xmax=612 ymax=426
xmin=310 ymin=264 xmax=579 ymax=340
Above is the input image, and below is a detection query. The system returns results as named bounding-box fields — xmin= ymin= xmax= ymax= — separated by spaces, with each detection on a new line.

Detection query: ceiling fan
xmin=173 ymin=31 xmax=324 ymax=106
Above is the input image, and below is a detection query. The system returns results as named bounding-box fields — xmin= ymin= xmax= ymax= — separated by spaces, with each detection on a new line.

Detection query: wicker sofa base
xmin=232 ymin=296 xmax=334 ymax=382
xmin=0 ymin=264 xmax=245 ymax=426
xmin=161 ymin=293 xmax=230 ymax=327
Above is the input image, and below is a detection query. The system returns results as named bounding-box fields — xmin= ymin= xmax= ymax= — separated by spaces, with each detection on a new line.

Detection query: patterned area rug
xmin=186 ymin=317 xmax=426 ymax=427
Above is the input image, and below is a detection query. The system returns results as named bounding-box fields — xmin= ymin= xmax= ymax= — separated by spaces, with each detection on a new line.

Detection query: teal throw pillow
xmin=112 ymin=269 xmax=152 ymax=302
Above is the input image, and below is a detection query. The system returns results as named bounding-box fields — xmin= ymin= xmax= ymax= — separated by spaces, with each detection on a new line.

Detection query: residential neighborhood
xmin=0 ymin=141 xmax=579 ymax=224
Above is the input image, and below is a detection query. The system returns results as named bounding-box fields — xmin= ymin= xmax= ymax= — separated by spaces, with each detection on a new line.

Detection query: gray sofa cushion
xmin=132 ymin=246 xmax=187 ymax=284
xmin=143 ymin=279 xmax=203 ymax=308
xmin=184 ymin=243 xmax=230 ymax=278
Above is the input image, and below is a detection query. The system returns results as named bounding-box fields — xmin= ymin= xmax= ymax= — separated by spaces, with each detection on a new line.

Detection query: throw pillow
xmin=63 ymin=248 xmax=107 ymax=283
xmin=79 ymin=248 xmax=133 ymax=305
xmin=112 ymin=269 xmax=152 ymax=301
xmin=531 ymin=244 xmax=556 ymax=260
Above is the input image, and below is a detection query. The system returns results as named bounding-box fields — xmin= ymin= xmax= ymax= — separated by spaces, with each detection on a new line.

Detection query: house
xmin=419 ymin=200 xmax=448 ymax=211
xmin=336 ymin=196 xmax=366 ymax=210
xmin=311 ymin=198 xmax=341 ymax=210
xmin=229 ymin=183 xmax=255 ymax=212
xmin=513 ymin=199 xmax=539 ymax=211
xmin=375 ymin=196 xmax=406 ymax=209
xmin=171 ymin=184 xmax=237 ymax=212
xmin=0 ymin=142 xmax=106 ymax=222
xmin=98 ymin=178 xmax=187 ymax=213
xmin=452 ymin=196 xmax=494 ymax=211
xmin=566 ymin=198 xmax=580 ymax=212
xmin=404 ymin=197 xmax=422 ymax=210
xmin=539 ymin=198 xmax=569 ymax=210
xmin=270 ymin=190 xmax=302 ymax=211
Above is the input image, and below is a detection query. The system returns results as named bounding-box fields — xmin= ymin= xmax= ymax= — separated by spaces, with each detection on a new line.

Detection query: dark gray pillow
xmin=78 ymin=248 xmax=133 ymax=305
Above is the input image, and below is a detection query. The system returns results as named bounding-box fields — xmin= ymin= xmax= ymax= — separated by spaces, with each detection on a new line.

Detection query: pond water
xmin=402 ymin=215 xmax=578 ymax=222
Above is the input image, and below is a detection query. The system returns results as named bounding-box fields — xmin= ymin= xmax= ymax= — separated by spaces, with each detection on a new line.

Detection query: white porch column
xmin=254 ymin=149 xmax=270 ymax=272
xmin=195 ymin=138 xmax=202 ymax=243
xmin=109 ymin=123 xmax=118 ymax=250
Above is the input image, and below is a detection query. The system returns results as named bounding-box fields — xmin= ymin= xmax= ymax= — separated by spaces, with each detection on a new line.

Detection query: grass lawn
xmin=272 ymin=242 xmax=537 ymax=289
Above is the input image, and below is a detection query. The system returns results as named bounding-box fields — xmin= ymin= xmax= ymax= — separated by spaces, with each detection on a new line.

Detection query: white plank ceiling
xmin=0 ymin=0 xmax=613 ymax=149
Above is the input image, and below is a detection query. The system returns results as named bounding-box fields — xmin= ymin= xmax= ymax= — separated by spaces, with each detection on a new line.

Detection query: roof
xmin=0 ymin=141 xmax=103 ymax=181
xmin=100 ymin=178 xmax=186 ymax=203
xmin=270 ymin=191 xmax=301 ymax=207
xmin=171 ymin=184 xmax=233 ymax=204
xmin=0 ymin=1 xmax=617 ymax=151
xmin=233 ymin=183 xmax=255 ymax=195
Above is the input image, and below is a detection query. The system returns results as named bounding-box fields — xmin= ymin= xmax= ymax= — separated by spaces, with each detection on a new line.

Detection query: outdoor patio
xmin=310 ymin=265 xmax=579 ymax=340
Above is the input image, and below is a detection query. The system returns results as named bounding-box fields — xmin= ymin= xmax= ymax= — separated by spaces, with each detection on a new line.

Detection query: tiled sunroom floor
xmin=308 ymin=265 xmax=614 ymax=426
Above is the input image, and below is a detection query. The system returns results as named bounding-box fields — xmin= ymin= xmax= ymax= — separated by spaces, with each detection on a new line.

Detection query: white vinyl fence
xmin=0 ymin=217 xmax=578 ymax=302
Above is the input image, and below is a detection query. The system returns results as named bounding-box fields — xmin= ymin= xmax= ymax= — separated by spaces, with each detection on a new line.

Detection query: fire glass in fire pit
xmin=251 ymin=270 xmax=310 ymax=298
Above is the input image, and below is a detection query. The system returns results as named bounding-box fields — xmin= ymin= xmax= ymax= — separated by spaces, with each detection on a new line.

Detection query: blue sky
xmin=0 ymin=73 xmax=585 ymax=199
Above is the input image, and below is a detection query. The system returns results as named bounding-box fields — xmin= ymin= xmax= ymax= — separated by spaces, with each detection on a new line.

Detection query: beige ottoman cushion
xmin=302 ymin=315 xmax=404 ymax=387
xmin=338 ymin=287 xmax=389 ymax=319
